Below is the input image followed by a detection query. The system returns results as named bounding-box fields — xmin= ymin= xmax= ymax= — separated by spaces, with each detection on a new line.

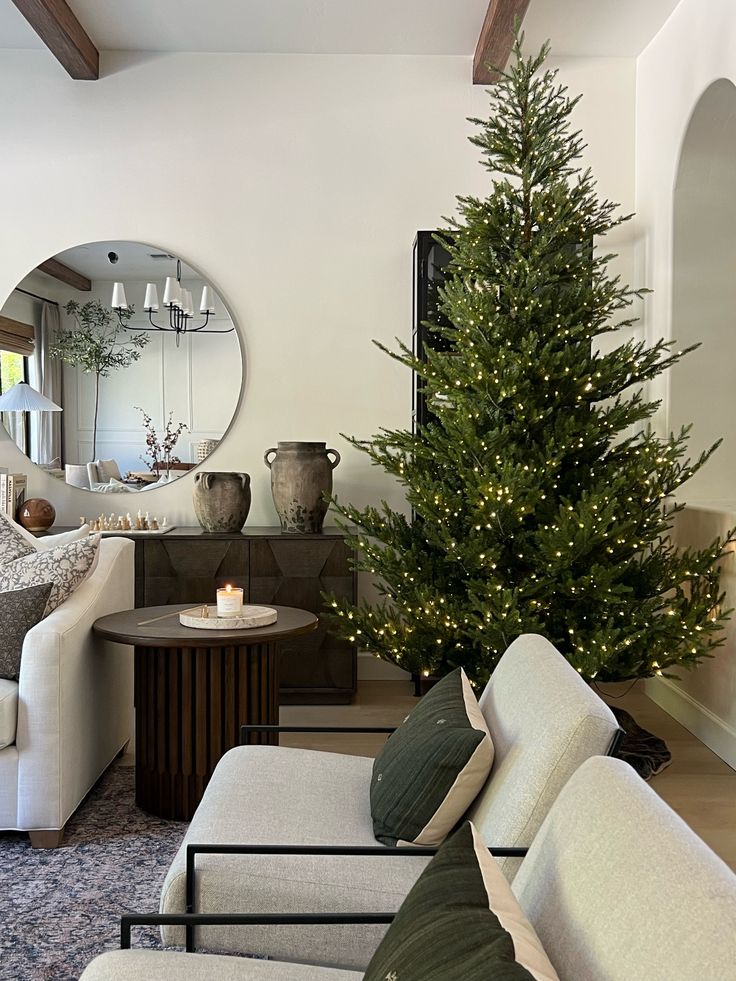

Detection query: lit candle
xmin=216 ymin=583 xmax=243 ymax=617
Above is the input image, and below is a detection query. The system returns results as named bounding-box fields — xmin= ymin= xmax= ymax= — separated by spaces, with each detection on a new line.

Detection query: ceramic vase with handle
xmin=264 ymin=441 xmax=341 ymax=533
xmin=193 ymin=472 xmax=251 ymax=533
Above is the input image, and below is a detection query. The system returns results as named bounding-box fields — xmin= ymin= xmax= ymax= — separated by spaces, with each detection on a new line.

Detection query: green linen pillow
xmin=370 ymin=667 xmax=493 ymax=846
xmin=364 ymin=822 xmax=560 ymax=981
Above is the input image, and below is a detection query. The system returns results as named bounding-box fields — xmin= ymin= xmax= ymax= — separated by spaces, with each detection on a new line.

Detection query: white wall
xmin=636 ymin=0 xmax=736 ymax=765
xmin=0 ymin=49 xmax=635 ymax=676
xmin=0 ymin=50 xmax=635 ymax=523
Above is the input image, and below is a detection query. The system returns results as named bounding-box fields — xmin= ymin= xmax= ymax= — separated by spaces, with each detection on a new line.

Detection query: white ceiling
xmin=523 ymin=0 xmax=682 ymax=58
xmin=0 ymin=0 xmax=682 ymax=58
xmin=47 ymin=241 xmax=199 ymax=282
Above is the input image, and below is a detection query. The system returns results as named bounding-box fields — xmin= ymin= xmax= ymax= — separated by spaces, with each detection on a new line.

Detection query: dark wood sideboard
xmin=67 ymin=525 xmax=356 ymax=704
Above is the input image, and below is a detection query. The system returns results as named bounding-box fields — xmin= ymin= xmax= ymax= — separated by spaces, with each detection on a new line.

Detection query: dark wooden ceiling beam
xmin=37 ymin=258 xmax=91 ymax=292
xmin=474 ymin=0 xmax=531 ymax=85
xmin=10 ymin=0 xmax=99 ymax=80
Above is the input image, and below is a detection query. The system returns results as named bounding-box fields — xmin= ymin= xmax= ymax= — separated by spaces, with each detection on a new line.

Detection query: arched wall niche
xmin=669 ymin=78 xmax=736 ymax=505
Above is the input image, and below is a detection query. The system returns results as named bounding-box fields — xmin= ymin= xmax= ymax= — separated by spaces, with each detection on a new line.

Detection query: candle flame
xmin=225 ymin=584 xmax=232 ymax=593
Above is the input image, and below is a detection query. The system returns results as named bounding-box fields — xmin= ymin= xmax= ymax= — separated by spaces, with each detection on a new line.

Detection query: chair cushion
xmin=0 ymin=582 xmax=53 ymax=680
xmin=513 ymin=756 xmax=736 ymax=981
xmin=364 ymin=822 xmax=558 ymax=981
xmin=0 ymin=677 xmax=18 ymax=749
xmin=160 ymin=745 xmax=430 ymax=970
xmin=65 ymin=463 xmax=90 ymax=489
xmin=370 ymin=667 xmax=493 ymax=846
xmin=79 ymin=950 xmax=362 ymax=981
xmin=0 ymin=513 xmax=35 ymax=565
xmin=467 ymin=634 xmax=618 ymax=880
xmin=0 ymin=536 xmax=100 ymax=615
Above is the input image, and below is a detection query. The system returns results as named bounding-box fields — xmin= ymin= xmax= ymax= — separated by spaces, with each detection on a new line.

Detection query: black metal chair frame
xmin=122 ymin=721 xmax=625 ymax=953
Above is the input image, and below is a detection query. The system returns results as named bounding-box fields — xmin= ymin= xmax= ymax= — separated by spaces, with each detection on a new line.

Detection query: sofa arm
xmin=15 ymin=537 xmax=135 ymax=831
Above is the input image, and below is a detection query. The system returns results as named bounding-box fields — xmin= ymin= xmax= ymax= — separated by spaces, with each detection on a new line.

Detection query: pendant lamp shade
xmin=0 ymin=382 xmax=62 ymax=412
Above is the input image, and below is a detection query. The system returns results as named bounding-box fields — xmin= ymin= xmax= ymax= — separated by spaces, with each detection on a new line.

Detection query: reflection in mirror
xmin=0 ymin=241 xmax=243 ymax=494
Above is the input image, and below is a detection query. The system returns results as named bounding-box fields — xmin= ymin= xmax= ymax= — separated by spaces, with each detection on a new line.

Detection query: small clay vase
xmin=193 ymin=472 xmax=251 ymax=533
xmin=17 ymin=498 xmax=56 ymax=532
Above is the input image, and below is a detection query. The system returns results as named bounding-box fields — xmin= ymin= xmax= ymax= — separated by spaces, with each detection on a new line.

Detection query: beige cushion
xmin=79 ymin=950 xmax=362 ymax=981
xmin=160 ymin=745 xmax=430 ymax=969
xmin=467 ymin=633 xmax=618 ymax=881
xmin=0 ymin=678 xmax=18 ymax=749
xmin=513 ymin=757 xmax=736 ymax=981
xmin=65 ymin=463 xmax=90 ymax=489
xmin=87 ymin=459 xmax=122 ymax=486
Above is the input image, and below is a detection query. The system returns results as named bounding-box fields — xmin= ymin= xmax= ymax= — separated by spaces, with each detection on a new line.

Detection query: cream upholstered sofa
xmin=0 ymin=536 xmax=134 ymax=847
xmin=159 ymin=633 xmax=620 ymax=969
xmin=80 ymin=756 xmax=736 ymax=980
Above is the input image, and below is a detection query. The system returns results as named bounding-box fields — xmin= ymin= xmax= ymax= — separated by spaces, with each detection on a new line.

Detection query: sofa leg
xmin=29 ymin=829 xmax=65 ymax=849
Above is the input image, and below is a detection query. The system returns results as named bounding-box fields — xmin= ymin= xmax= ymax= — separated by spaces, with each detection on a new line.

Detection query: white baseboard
xmin=357 ymin=651 xmax=411 ymax=681
xmin=644 ymin=676 xmax=736 ymax=770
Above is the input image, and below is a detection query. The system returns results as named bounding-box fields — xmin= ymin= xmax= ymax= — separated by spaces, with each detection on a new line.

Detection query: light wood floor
xmin=281 ymin=679 xmax=736 ymax=872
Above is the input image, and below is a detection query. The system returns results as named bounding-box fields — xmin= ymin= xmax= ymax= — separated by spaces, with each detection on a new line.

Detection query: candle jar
xmin=216 ymin=585 xmax=244 ymax=617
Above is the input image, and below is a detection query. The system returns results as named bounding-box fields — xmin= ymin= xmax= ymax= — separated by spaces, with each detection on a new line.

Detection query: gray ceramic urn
xmin=264 ymin=441 xmax=341 ymax=533
xmin=193 ymin=471 xmax=251 ymax=533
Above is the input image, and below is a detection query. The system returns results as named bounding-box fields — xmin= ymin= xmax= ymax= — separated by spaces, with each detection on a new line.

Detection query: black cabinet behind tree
xmin=130 ymin=526 xmax=356 ymax=704
xmin=412 ymin=230 xmax=453 ymax=435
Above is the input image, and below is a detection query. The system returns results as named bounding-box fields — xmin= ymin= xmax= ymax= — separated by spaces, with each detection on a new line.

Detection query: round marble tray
xmin=179 ymin=605 xmax=278 ymax=630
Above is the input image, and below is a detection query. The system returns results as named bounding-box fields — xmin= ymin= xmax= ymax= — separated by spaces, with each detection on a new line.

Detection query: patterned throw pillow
xmin=0 ymin=536 xmax=100 ymax=616
xmin=0 ymin=582 xmax=54 ymax=680
xmin=363 ymin=822 xmax=560 ymax=981
xmin=0 ymin=513 xmax=35 ymax=566
xmin=370 ymin=667 xmax=494 ymax=847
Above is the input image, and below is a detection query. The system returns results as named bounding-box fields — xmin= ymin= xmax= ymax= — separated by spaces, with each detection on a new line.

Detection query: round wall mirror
xmin=0 ymin=240 xmax=243 ymax=494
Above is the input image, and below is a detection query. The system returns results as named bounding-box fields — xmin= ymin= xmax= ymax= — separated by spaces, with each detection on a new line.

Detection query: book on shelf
xmin=0 ymin=473 xmax=27 ymax=519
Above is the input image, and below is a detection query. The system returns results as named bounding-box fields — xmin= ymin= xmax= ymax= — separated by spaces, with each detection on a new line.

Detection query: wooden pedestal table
xmin=93 ymin=604 xmax=318 ymax=821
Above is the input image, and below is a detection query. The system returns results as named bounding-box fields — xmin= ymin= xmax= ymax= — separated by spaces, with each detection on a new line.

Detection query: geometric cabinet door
xmin=249 ymin=534 xmax=357 ymax=704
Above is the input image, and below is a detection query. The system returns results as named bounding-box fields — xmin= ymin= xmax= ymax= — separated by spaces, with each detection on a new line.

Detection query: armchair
xmin=159 ymin=633 xmax=620 ymax=968
xmin=0 ymin=536 xmax=135 ymax=846
xmin=80 ymin=756 xmax=736 ymax=980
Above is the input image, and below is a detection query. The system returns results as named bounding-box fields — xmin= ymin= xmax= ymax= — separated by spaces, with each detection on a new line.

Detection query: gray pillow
xmin=0 ymin=537 xmax=100 ymax=616
xmin=0 ymin=513 xmax=35 ymax=566
xmin=0 ymin=582 xmax=54 ymax=680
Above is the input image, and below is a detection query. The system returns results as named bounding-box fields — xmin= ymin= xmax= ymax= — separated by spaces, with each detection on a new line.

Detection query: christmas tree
xmin=327 ymin=38 xmax=733 ymax=686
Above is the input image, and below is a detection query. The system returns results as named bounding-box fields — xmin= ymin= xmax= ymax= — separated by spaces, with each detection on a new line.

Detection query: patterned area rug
xmin=0 ymin=764 xmax=187 ymax=981
xmin=610 ymin=707 xmax=673 ymax=781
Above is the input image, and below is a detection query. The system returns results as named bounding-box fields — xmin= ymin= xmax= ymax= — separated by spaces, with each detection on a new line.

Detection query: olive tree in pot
xmin=50 ymin=299 xmax=149 ymax=459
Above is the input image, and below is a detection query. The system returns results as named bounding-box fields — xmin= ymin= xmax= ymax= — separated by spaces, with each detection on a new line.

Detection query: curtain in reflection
xmin=30 ymin=303 xmax=63 ymax=464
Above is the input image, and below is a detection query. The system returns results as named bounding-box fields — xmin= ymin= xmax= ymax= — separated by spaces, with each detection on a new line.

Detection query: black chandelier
xmin=111 ymin=259 xmax=234 ymax=346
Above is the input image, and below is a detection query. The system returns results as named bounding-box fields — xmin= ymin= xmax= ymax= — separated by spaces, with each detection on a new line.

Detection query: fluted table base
xmin=134 ymin=642 xmax=278 ymax=820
